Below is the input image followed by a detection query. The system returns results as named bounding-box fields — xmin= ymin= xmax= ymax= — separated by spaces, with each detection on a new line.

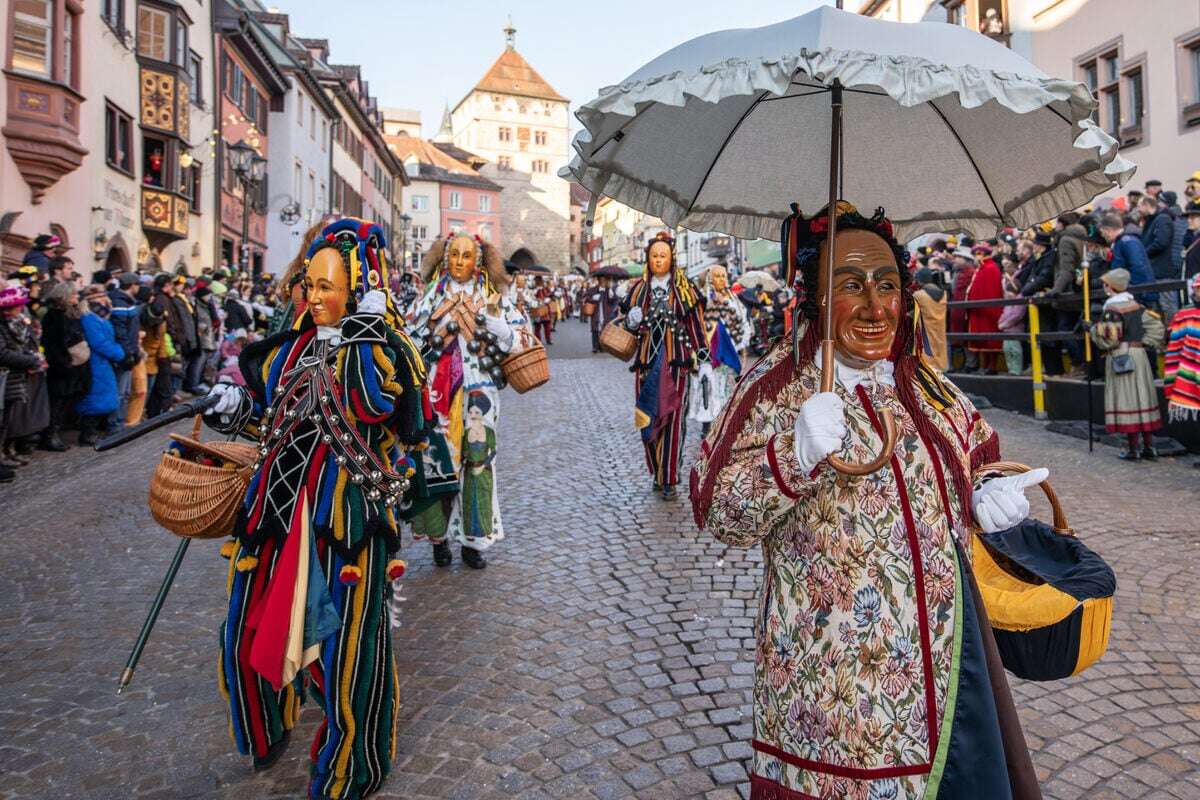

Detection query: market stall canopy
xmin=560 ymin=5 xmax=1134 ymax=243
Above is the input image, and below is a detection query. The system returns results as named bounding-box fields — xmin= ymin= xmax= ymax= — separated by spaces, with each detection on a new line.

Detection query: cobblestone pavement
xmin=2 ymin=319 xmax=1199 ymax=800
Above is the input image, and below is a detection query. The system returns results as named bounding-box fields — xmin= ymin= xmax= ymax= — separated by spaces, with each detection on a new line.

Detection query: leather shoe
xmin=432 ymin=541 xmax=452 ymax=567
xmin=661 ymin=485 xmax=677 ymax=500
xmin=1140 ymin=446 xmax=1158 ymax=460
xmin=38 ymin=434 xmax=69 ymax=453
xmin=253 ymin=729 xmax=290 ymax=771
xmin=461 ymin=546 xmax=487 ymax=570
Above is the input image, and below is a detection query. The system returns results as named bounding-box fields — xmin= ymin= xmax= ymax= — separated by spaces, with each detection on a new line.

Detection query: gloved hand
xmin=205 ymin=381 xmax=243 ymax=416
xmin=484 ymin=315 xmax=514 ymax=350
xmin=792 ymin=392 xmax=847 ymax=474
xmin=626 ymin=307 xmax=644 ymax=328
xmin=357 ymin=290 xmax=387 ymax=316
xmin=972 ymin=468 xmax=1049 ymax=533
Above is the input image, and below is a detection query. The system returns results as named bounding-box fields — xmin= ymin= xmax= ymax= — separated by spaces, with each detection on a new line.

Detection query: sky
xmin=270 ymin=0 xmax=832 ymax=137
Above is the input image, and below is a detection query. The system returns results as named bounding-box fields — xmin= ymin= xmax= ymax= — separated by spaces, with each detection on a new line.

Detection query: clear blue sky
xmin=271 ymin=0 xmax=831 ymax=136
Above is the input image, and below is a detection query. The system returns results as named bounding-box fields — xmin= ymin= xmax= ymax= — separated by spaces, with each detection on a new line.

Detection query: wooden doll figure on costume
xmin=405 ymin=233 xmax=534 ymax=569
xmin=201 ymin=219 xmax=427 ymax=800
xmin=620 ymin=232 xmax=708 ymax=500
xmin=690 ymin=203 xmax=1046 ymax=800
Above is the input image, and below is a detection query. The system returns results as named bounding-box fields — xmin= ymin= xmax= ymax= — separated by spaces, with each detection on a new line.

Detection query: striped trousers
xmin=637 ymin=370 xmax=690 ymax=488
xmin=219 ymin=535 xmax=399 ymax=800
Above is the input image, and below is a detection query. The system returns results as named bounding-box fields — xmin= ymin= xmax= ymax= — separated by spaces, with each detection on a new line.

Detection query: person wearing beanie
xmin=1090 ymin=268 xmax=1166 ymax=460
xmin=107 ymin=272 xmax=142 ymax=428
xmin=21 ymin=233 xmax=61 ymax=274
xmin=190 ymin=284 xmax=219 ymax=394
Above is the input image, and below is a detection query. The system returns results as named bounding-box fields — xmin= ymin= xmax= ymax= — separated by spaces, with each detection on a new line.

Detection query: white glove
xmin=792 ymin=392 xmax=847 ymax=474
xmin=484 ymin=315 xmax=514 ymax=351
xmin=972 ymin=468 xmax=1049 ymax=533
xmin=205 ymin=381 xmax=243 ymax=416
xmin=357 ymin=290 xmax=387 ymax=316
xmin=626 ymin=307 xmax=644 ymax=327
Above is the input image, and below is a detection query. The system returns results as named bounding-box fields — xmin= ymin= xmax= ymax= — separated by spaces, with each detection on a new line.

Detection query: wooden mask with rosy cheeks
xmin=305 ymin=247 xmax=351 ymax=326
xmin=817 ymin=228 xmax=902 ymax=366
xmin=647 ymin=240 xmax=673 ymax=277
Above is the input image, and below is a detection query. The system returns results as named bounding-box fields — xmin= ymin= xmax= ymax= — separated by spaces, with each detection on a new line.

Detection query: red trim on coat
xmin=765 ymin=433 xmax=800 ymax=500
xmin=858 ymin=385 xmax=939 ymax=761
xmin=753 ymin=740 xmax=931 ymax=781
xmin=749 ymin=774 xmax=820 ymax=800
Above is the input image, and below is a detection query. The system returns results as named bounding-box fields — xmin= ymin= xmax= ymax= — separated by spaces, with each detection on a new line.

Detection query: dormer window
xmin=137 ymin=1 xmax=189 ymax=66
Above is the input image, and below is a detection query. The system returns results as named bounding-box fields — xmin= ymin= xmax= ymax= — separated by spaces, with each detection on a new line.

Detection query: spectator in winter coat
xmin=39 ymin=283 xmax=88 ymax=451
xmin=190 ymin=285 xmax=219 ymax=392
xmin=139 ymin=301 xmax=174 ymax=419
xmin=1140 ymin=194 xmax=1176 ymax=283
xmin=1185 ymin=204 xmax=1200 ymax=281
xmin=21 ymin=233 xmax=60 ymax=274
xmin=75 ymin=285 xmax=125 ymax=446
xmin=1100 ymin=214 xmax=1158 ymax=304
xmin=1051 ymin=218 xmax=1089 ymax=371
xmin=949 ymin=249 xmax=976 ymax=371
xmin=0 ymin=284 xmax=45 ymax=472
xmin=107 ymin=272 xmax=141 ymax=427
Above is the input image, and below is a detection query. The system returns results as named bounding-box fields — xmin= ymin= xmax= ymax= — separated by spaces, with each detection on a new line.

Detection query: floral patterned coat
xmin=691 ymin=340 xmax=1003 ymax=800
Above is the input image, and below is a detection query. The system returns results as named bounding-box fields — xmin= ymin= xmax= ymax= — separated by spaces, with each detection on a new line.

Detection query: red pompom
xmin=386 ymin=559 xmax=406 ymax=581
xmin=339 ymin=565 xmax=362 ymax=585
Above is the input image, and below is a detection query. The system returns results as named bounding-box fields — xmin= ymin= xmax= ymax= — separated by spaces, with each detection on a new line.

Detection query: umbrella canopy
xmin=521 ymin=264 xmax=552 ymax=275
xmin=561 ymin=5 xmax=1134 ymax=243
xmin=591 ymin=265 xmax=630 ymax=279
xmin=737 ymin=269 xmax=780 ymax=291
xmin=620 ymin=262 xmax=644 ymax=277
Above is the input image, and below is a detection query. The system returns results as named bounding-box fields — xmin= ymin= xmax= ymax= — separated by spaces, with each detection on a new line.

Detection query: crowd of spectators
xmin=0 ymin=238 xmax=284 ymax=484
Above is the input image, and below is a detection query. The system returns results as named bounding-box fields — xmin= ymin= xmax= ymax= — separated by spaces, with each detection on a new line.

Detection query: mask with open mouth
xmin=818 ymin=228 xmax=902 ymax=366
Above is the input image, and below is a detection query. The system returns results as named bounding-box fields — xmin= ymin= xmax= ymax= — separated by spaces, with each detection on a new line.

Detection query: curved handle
xmin=973 ymin=460 xmax=1072 ymax=535
xmin=819 ymin=341 xmax=897 ymax=476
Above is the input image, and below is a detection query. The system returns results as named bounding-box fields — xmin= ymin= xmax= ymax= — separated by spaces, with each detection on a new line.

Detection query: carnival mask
xmin=305 ymin=247 xmax=351 ymax=326
xmin=819 ymin=228 xmax=902 ymax=366
xmin=647 ymin=241 xmax=673 ymax=278
xmin=710 ymin=265 xmax=729 ymax=293
xmin=446 ymin=235 xmax=478 ymax=284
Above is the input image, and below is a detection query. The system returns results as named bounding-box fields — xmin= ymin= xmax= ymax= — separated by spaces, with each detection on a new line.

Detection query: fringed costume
xmin=1164 ymin=290 xmax=1200 ymax=423
xmin=620 ymin=235 xmax=708 ymax=492
xmin=690 ymin=206 xmax=1037 ymax=800
xmin=207 ymin=220 xmax=427 ymax=800
xmin=691 ymin=282 xmax=750 ymax=425
xmin=405 ymin=235 xmax=533 ymax=555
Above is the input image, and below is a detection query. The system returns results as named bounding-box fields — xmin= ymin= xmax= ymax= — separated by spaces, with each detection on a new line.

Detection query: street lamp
xmin=229 ymin=140 xmax=267 ymax=275
xmin=399 ymin=212 xmax=412 ymax=273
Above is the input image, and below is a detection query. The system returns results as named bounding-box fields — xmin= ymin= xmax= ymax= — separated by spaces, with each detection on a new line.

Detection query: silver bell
xmin=272 ymin=427 xmax=283 ymax=438
xmin=320 ymin=394 xmax=331 ymax=404
xmin=355 ymin=453 xmax=368 ymax=464
xmin=369 ymin=470 xmax=382 ymax=482
xmin=285 ymin=409 xmax=297 ymax=420
xmin=340 ymin=433 xmax=352 ymax=443
xmin=388 ymin=480 xmax=402 ymax=492
xmin=309 ymin=413 xmax=321 ymax=424
xmin=335 ymin=455 xmax=347 ymax=466
xmin=350 ymin=473 xmax=365 ymax=484
xmin=367 ymin=489 xmax=381 ymax=501
xmin=322 ymin=434 xmax=333 ymax=444
xmin=259 ymin=446 xmax=269 ymax=457
xmin=263 ymin=406 xmax=274 ymax=417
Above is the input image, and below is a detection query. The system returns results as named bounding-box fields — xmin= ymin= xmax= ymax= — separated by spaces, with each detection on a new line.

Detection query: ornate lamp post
xmin=229 ymin=139 xmax=268 ymax=274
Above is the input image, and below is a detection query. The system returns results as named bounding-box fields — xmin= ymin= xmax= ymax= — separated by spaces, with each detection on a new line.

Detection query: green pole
xmin=116 ymin=537 xmax=191 ymax=694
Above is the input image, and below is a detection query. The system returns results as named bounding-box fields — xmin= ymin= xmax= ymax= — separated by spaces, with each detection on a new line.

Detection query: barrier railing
xmin=943 ymin=278 xmax=1188 ymax=421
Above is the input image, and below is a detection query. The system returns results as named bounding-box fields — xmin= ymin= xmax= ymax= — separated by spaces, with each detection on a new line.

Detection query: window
xmin=309 ymin=106 xmax=316 ymax=139
xmin=448 ymin=219 xmax=466 ymax=233
xmin=12 ymin=0 xmax=53 ymax=77
xmin=498 ymin=155 xmax=511 ymax=171
xmin=187 ymin=161 xmax=202 ymax=212
xmin=478 ymin=223 xmax=492 ymax=241
xmin=1078 ymin=46 xmax=1121 ymax=139
xmin=411 ymin=195 xmax=429 ymax=211
xmin=534 ymin=130 xmax=547 ymax=146
xmin=1125 ymin=67 xmax=1144 ymax=128
xmin=479 ymin=195 xmax=491 ymax=213
xmin=319 ymin=181 xmax=326 ymax=212
xmin=297 ymin=94 xmax=304 ymax=125
xmin=226 ymin=55 xmax=244 ymax=105
xmin=293 ymin=161 xmax=303 ymax=203
xmin=498 ymin=126 xmax=512 ymax=142
xmin=105 ymin=102 xmax=134 ymax=174
xmin=174 ymin=19 xmax=187 ymax=66
xmin=321 ymin=120 xmax=327 ymax=150
xmin=1179 ymin=33 xmax=1200 ymax=129
xmin=102 ymin=0 xmax=127 ymax=34
xmin=308 ymin=172 xmax=316 ymax=209
xmin=245 ymin=85 xmax=258 ymax=128
xmin=532 ymin=159 xmax=550 ymax=174
xmin=448 ymin=191 xmax=462 ymax=210
xmin=187 ymin=51 xmax=203 ymax=107
xmin=143 ymin=134 xmax=170 ymax=188
xmin=137 ymin=5 xmax=170 ymax=61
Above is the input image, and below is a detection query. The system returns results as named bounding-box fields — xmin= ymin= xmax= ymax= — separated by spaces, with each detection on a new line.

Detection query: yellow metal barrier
xmin=1027 ymin=304 xmax=1047 ymax=420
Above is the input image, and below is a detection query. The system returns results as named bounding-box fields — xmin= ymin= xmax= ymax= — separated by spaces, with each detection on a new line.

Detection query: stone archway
xmin=99 ymin=233 xmax=132 ymax=273
xmin=509 ymin=247 xmax=537 ymax=271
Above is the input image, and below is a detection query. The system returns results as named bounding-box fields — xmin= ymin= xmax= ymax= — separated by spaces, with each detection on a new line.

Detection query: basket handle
xmin=972 ymin=460 xmax=1072 ymax=536
xmin=191 ymin=414 xmax=203 ymax=440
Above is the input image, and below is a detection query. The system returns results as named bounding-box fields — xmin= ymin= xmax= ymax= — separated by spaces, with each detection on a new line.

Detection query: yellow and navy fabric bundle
xmin=973 ymin=524 xmax=1115 ymax=681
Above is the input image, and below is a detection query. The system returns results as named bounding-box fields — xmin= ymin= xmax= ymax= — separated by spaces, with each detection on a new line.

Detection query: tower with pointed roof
xmin=450 ymin=20 xmax=571 ymax=271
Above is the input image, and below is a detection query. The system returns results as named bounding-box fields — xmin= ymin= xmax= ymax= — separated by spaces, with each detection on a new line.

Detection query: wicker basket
xmin=148 ymin=417 xmax=257 ymax=539
xmin=501 ymin=342 xmax=550 ymax=394
xmin=582 ymin=300 xmax=598 ymax=318
xmin=599 ymin=320 xmax=638 ymax=361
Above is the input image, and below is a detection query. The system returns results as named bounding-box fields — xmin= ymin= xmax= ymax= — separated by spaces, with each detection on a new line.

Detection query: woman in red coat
xmin=966 ymin=242 xmax=1004 ymax=373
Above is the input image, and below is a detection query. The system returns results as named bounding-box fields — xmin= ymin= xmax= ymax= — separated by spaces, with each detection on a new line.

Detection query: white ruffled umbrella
xmin=564 ymin=5 xmax=1133 ymax=475
xmin=563 ymin=5 xmax=1134 ymax=245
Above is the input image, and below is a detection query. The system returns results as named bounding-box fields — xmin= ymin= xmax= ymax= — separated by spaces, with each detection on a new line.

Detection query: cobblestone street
xmin=3 ymin=320 xmax=1200 ymax=800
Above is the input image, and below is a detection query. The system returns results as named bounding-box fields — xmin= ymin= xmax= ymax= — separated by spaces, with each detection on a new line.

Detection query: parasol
xmin=562 ymin=4 xmax=1133 ymax=474
xmin=591 ymin=265 xmax=631 ymax=279
xmin=737 ymin=269 xmax=781 ymax=292
xmin=521 ymin=264 xmax=552 ymax=275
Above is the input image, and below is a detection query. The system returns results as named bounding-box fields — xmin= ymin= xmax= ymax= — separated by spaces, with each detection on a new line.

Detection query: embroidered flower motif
xmin=853 ymin=586 xmax=883 ymax=628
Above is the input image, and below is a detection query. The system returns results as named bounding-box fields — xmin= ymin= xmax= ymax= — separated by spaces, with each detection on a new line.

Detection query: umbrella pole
xmin=1083 ymin=266 xmax=1094 ymax=452
xmin=820 ymin=82 xmax=843 ymax=392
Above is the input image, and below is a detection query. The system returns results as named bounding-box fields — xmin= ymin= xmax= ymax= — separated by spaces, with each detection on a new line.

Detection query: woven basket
xmin=148 ymin=417 xmax=257 ymax=539
xmin=582 ymin=301 xmax=598 ymax=318
xmin=502 ymin=342 xmax=550 ymax=394
xmin=599 ymin=320 xmax=638 ymax=361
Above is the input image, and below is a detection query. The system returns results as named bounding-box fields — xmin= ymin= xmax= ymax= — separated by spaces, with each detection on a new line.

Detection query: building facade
xmin=449 ymin=23 xmax=571 ymax=271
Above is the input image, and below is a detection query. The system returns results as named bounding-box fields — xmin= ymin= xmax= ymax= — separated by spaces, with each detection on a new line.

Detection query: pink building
xmin=440 ymin=180 xmax=500 ymax=244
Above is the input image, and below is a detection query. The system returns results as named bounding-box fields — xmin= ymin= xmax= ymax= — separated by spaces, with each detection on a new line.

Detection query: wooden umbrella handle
xmin=819 ymin=340 xmax=898 ymax=476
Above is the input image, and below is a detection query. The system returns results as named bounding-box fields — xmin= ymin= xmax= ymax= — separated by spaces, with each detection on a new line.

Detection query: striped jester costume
xmin=207 ymin=220 xmax=428 ymax=800
xmin=619 ymin=233 xmax=709 ymax=489
xmin=1164 ymin=292 xmax=1200 ymax=422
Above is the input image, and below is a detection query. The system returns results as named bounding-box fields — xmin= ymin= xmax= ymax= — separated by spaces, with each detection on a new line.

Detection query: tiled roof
xmin=470 ymin=47 xmax=567 ymax=103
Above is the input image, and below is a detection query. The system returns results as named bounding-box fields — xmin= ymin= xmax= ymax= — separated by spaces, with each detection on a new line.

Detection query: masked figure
xmin=690 ymin=264 xmax=750 ymax=432
xmin=620 ymin=232 xmax=708 ymax=499
xmin=202 ymin=219 xmax=427 ymax=800
xmin=691 ymin=204 xmax=1043 ymax=800
xmin=406 ymin=233 xmax=534 ymax=569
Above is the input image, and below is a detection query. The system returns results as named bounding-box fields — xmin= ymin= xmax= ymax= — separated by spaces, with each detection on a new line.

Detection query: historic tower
xmin=449 ymin=21 xmax=571 ymax=271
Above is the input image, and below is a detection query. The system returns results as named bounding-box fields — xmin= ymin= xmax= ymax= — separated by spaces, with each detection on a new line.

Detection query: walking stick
xmin=1083 ymin=266 xmax=1094 ymax=452
xmin=117 ymin=537 xmax=190 ymax=693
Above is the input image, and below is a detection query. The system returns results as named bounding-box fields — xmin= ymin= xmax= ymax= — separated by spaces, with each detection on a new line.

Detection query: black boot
xmin=1117 ymin=448 xmax=1141 ymax=461
xmin=38 ymin=430 xmax=69 ymax=452
xmin=0 ymin=463 xmax=14 ymax=483
xmin=661 ymin=484 xmax=677 ymax=500
xmin=253 ymin=729 xmax=290 ymax=771
xmin=461 ymin=546 xmax=487 ymax=570
xmin=1140 ymin=446 xmax=1158 ymax=460
xmin=432 ymin=541 xmax=452 ymax=567
xmin=76 ymin=417 xmax=99 ymax=448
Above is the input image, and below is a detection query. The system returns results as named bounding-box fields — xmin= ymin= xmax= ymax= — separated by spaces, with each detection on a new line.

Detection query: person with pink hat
xmin=0 ymin=283 xmax=46 ymax=477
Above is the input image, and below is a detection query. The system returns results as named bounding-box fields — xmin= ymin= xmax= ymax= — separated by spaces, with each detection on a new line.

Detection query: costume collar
xmin=650 ymin=274 xmax=671 ymax=291
xmin=817 ymin=344 xmax=896 ymax=392
xmin=316 ymin=325 xmax=340 ymax=341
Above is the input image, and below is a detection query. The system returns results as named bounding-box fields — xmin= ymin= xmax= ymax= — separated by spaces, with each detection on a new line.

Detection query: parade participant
xmin=1165 ymin=274 xmax=1200 ymax=434
xmin=691 ymin=203 xmax=1042 ymax=800
xmin=406 ymin=233 xmax=533 ymax=569
xmin=620 ymin=231 xmax=708 ymax=499
xmin=529 ymin=275 xmax=554 ymax=344
xmin=1090 ymin=268 xmax=1166 ymax=460
xmin=585 ymin=276 xmax=620 ymax=353
xmin=690 ymin=263 xmax=750 ymax=434
xmin=201 ymin=219 xmax=427 ymax=800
